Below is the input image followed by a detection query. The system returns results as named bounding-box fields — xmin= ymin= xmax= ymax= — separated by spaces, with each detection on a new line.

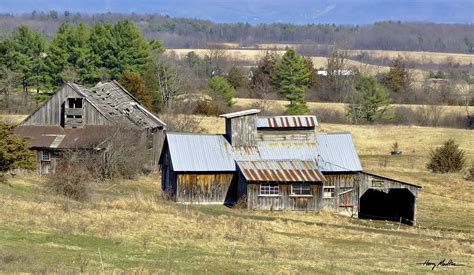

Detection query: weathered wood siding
xmin=225 ymin=114 xmax=257 ymax=147
xmin=247 ymin=183 xmax=322 ymax=211
xmin=152 ymin=128 xmax=165 ymax=168
xmin=256 ymin=129 xmax=315 ymax=142
xmin=358 ymin=173 xmax=419 ymax=198
xmin=322 ymin=173 xmax=359 ymax=216
xmin=176 ymin=173 xmax=236 ymax=204
xmin=22 ymin=85 xmax=109 ymax=126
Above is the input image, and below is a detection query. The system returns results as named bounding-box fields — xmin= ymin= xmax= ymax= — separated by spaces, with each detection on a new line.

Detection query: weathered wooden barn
xmin=160 ymin=109 xmax=421 ymax=225
xmin=14 ymin=81 xmax=166 ymax=174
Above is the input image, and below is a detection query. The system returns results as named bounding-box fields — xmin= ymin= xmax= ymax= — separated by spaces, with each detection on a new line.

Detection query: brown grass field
xmin=1 ymin=109 xmax=473 ymax=272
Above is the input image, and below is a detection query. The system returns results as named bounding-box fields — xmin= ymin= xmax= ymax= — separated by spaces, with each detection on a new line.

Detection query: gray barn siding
xmin=322 ymin=173 xmax=359 ymax=216
xmin=256 ymin=129 xmax=315 ymax=142
xmin=176 ymin=173 xmax=236 ymax=204
xmin=247 ymin=183 xmax=322 ymax=211
xmin=23 ymin=85 xmax=109 ymax=126
xmin=226 ymin=115 xmax=257 ymax=146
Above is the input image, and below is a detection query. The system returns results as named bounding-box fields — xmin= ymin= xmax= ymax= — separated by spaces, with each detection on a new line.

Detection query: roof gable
xmin=315 ymin=132 xmax=363 ymax=172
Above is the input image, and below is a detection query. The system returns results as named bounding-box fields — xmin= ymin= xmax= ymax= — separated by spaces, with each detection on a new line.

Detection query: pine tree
xmin=208 ymin=76 xmax=235 ymax=106
xmin=112 ymin=20 xmax=151 ymax=78
xmin=383 ymin=57 xmax=411 ymax=94
xmin=346 ymin=76 xmax=391 ymax=123
xmin=0 ymin=26 xmax=45 ymax=94
xmin=275 ymin=49 xmax=311 ymax=115
xmin=118 ymin=70 xmax=153 ymax=109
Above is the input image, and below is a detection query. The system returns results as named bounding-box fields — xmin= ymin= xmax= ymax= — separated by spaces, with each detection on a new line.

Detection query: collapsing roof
xmin=14 ymin=125 xmax=114 ymax=149
xmin=238 ymin=160 xmax=325 ymax=182
xmin=69 ymin=81 xmax=166 ymax=130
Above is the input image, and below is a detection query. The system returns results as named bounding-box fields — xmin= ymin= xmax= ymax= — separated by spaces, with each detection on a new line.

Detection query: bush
xmin=463 ymin=163 xmax=474 ymax=181
xmin=426 ymin=139 xmax=466 ymax=173
xmin=45 ymin=166 xmax=91 ymax=201
xmin=208 ymin=76 xmax=235 ymax=106
xmin=194 ymin=99 xmax=223 ymax=116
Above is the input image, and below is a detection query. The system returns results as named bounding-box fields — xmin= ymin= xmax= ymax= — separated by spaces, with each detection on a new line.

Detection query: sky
xmin=0 ymin=0 xmax=472 ymax=24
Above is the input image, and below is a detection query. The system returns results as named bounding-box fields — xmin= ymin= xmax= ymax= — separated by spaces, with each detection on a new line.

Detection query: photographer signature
xmin=416 ymin=259 xmax=465 ymax=270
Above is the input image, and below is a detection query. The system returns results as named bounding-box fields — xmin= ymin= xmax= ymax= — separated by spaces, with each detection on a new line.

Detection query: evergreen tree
xmin=208 ymin=76 xmax=235 ymax=106
xmin=118 ymin=70 xmax=153 ymax=109
xmin=382 ymin=57 xmax=411 ymax=94
xmin=275 ymin=49 xmax=311 ymax=115
xmin=226 ymin=66 xmax=245 ymax=89
xmin=111 ymin=20 xmax=151 ymax=78
xmin=88 ymin=23 xmax=116 ymax=82
xmin=346 ymin=76 xmax=391 ymax=123
xmin=0 ymin=26 xmax=45 ymax=94
xmin=0 ymin=123 xmax=36 ymax=181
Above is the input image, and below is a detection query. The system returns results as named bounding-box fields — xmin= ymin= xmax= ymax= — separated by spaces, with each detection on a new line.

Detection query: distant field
xmin=167 ymin=48 xmax=429 ymax=81
xmin=232 ymin=98 xmax=473 ymax=117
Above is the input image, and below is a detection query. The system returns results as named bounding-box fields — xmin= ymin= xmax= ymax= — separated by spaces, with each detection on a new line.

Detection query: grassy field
xmin=2 ymin=114 xmax=473 ymax=272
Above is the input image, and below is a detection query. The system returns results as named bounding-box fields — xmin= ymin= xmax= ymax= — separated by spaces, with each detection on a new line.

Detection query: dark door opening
xmin=359 ymin=189 xmax=415 ymax=225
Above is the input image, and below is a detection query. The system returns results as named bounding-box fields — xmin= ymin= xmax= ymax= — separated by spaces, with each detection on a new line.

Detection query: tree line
xmin=0 ymin=12 xmax=473 ymax=53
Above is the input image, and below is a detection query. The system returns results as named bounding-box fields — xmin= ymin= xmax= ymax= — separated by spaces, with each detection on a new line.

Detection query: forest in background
xmin=0 ymin=11 xmax=473 ymax=53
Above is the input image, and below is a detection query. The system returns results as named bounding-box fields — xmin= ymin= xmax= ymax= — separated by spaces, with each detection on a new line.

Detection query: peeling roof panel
xmin=315 ymin=132 xmax=363 ymax=172
xmin=238 ymin=160 xmax=325 ymax=182
xmin=257 ymin=115 xmax=318 ymax=128
xmin=166 ymin=133 xmax=236 ymax=172
xmin=69 ymin=81 xmax=166 ymax=130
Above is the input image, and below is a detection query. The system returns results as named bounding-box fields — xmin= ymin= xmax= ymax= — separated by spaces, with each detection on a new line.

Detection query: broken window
xmin=323 ymin=186 xmax=335 ymax=198
xmin=291 ymin=183 xmax=311 ymax=196
xmin=260 ymin=183 xmax=279 ymax=196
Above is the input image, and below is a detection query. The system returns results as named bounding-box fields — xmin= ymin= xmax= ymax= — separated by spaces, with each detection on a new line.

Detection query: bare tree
xmin=149 ymin=54 xmax=182 ymax=110
xmin=0 ymin=67 xmax=20 ymax=110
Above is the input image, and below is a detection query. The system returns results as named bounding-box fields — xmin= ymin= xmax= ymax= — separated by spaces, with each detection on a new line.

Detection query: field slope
xmin=1 ymin=120 xmax=473 ymax=273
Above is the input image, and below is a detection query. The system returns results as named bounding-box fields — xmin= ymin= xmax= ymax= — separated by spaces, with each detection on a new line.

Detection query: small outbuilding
xmin=160 ymin=109 xmax=422 ymax=225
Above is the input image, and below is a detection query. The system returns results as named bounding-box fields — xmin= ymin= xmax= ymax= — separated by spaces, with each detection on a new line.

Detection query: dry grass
xmin=1 ymin=103 xmax=473 ymax=272
xmin=0 ymin=114 xmax=27 ymax=125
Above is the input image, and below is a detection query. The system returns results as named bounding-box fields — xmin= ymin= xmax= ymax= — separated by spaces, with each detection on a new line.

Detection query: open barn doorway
xmin=359 ymin=189 xmax=415 ymax=225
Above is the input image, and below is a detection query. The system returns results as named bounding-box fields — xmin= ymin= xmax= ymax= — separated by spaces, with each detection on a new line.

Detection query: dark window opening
xmin=66 ymin=115 xmax=74 ymax=118
xmin=68 ymin=98 xmax=83 ymax=109
xmin=291 ymin=183 xmax=311 ymax=195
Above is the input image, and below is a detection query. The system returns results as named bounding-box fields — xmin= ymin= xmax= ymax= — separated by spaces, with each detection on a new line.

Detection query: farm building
xmin=160 ymin=109 xmax=421 ymax=225
xmin=14 ymin=81 xmax=166 ymax=174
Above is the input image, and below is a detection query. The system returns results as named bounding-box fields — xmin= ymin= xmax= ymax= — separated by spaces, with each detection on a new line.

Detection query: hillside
xmin=1 ymin=119 xmax=473 ymax=272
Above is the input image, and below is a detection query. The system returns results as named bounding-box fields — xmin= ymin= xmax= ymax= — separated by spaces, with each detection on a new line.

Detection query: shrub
xmin=45 ymin=166 xmax=91 ymax=201
xmin=426 ymin=139 xmax=466 ymax=173
xmin=194 ymin=99 xmax=223 ymax=116
xmin=208 ymin=76 xmax=235 ymax=106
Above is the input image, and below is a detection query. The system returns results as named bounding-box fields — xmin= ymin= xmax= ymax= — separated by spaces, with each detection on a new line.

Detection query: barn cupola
xmin=220 ymin=109 xmax=260 ymax=147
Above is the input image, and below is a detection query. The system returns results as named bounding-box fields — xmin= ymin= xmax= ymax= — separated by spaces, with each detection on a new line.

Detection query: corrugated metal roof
xmin=220 ymin=109 xmax=260 ymax=118
xmin=233 ymin=140 xmax=318 ymax=161
xmin=315 ymin=132 xmax=363 ymax=172
xmin=257 ymin=115 xmax=319 ymax=128
xmin=166 ymin=133 xmax=236 ymax=172
xmin=238 ymin=160 xmax=325 ymax=182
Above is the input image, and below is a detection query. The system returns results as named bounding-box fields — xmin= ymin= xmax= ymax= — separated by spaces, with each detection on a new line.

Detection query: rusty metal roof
xmin=14 ymin=125 xmax=113 ymax=149
xmin=257 ymin=115 xmax=318 ymax=128
xmin=238 ymin=160 xmax=325 ymax=182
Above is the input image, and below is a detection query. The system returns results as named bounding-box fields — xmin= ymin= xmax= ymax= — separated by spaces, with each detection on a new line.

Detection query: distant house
xmin=14 ymin=81 xmax=166 ymax=174
xmin=160 ymin=109 xmax=421 ymax=225
xmin=316 ymin=70 xmax=354 ymax=77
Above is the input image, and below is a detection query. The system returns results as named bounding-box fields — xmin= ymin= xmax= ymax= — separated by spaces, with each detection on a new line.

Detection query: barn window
xmin=260 ymin=183 xmax=279 ymax=196
xmin=371 ymin=180 xmax=384 ymax=188
xmin=323 ymin=186 xmax=335 ymax=198
xmin=291 ymin=183 xmax=311 ymax=196
xmin=51 ymin=151 xmax=61 ymax=158
xmin=41 ymin=151 xmax=50 ymax=161
xmin=67 ymin=98 xmax=83 ymax=109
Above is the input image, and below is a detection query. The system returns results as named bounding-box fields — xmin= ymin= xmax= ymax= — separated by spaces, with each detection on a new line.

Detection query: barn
xmin=14 ymin=81 xmax=166 ymax=174
xmin=160 ymin=109 xmax=422 ymax=225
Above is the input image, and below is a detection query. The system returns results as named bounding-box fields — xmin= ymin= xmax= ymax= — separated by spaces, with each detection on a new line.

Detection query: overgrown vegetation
xmin=427 ymin=139 xmax=466 ymax=173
